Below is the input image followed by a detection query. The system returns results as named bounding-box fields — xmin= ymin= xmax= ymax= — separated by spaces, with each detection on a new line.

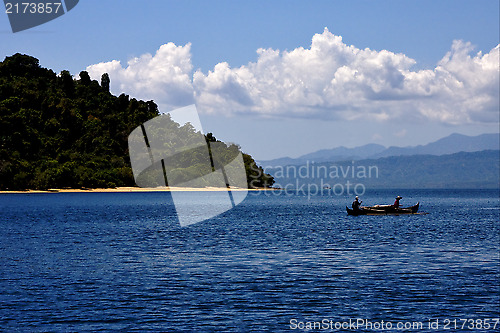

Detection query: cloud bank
xmin=86 ymin=28 xmax=499 ymax=125
xmin=86 ymin=43 xmax=195 ymax=108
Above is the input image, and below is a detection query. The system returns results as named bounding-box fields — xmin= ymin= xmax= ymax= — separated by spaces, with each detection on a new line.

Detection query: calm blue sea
xmin=0 ymin=189 xmax=499 ymax=332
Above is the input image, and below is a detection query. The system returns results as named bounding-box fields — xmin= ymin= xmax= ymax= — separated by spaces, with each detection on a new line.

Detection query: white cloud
xmin=86 ymin=28 xmax=499 ymax=125
xmin=86 ymin=42 xmax=195 ymax=110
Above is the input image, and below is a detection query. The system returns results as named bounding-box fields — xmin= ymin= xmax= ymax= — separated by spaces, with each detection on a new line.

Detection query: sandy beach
xmin=0 ymin=186 xmax=274 ymax=194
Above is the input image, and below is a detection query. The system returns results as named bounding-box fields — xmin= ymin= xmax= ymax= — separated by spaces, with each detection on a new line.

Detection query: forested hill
xmin=0 ymin=54 xmax=274 ymax=190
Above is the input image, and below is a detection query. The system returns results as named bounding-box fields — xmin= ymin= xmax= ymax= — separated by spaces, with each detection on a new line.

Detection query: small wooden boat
xmin=346 ymin=202 xmax=420 ymax=216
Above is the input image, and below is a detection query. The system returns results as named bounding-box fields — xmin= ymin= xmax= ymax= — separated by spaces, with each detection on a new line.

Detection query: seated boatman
xmin=352 ymin=196 xmax=362 ymax=211
xmin=393 ymin=195 xmax=402 ymax=208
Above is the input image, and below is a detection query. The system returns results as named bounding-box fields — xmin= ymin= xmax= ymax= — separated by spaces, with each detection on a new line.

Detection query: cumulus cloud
xmin=86 ymin=43 xmax=195 ymax=110
xmin=86 ymin=28 xmax=499 ymax=125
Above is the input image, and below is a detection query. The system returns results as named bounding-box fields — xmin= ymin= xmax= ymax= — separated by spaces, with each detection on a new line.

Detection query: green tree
xmin=101 ymin=73 xmax=110 ymax=92
xmin=79 ymin=71 xmax=91 ymax=85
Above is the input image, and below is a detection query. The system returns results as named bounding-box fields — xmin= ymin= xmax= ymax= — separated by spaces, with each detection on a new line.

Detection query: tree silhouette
xmin=101 ymin=73 xmax=110 ymax=92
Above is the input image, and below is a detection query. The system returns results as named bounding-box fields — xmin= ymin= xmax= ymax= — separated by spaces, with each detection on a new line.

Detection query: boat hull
xmin=346 ymin=202 xmax=420 ymax=216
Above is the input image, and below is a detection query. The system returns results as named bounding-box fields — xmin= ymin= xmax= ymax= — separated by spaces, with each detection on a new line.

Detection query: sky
xmin=1 ymin=0 xmax=499 ymax=160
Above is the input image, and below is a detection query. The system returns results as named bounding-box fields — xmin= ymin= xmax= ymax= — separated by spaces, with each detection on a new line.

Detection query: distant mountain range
xmin=258 ymin=133 xmax=500 ymax=166
xmin=265 ymin=150 xmax=500 ymax=189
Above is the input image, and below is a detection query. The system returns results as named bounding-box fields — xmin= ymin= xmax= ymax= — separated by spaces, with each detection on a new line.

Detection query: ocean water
xmin=0 ymin=189 xmax=499 ymax=332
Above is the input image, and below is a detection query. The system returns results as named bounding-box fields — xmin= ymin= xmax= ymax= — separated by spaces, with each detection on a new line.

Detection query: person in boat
xmin=393 ymin=196 xmax=402 ymax=208
xmin=352 ymin=196 xmax=362 ymax=211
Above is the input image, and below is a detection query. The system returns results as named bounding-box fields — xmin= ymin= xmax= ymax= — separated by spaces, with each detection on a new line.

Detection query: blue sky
xmin=1 ymin=1 xmax=499 ymax=160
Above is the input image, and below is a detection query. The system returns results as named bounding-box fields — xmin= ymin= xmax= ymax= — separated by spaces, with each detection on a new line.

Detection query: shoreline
xmin=0 ymin=186 xmax=276 ymax=194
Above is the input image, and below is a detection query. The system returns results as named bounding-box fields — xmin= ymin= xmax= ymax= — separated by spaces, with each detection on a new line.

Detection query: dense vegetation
xmin=0 ymin=53 xmax=274 ymax=190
